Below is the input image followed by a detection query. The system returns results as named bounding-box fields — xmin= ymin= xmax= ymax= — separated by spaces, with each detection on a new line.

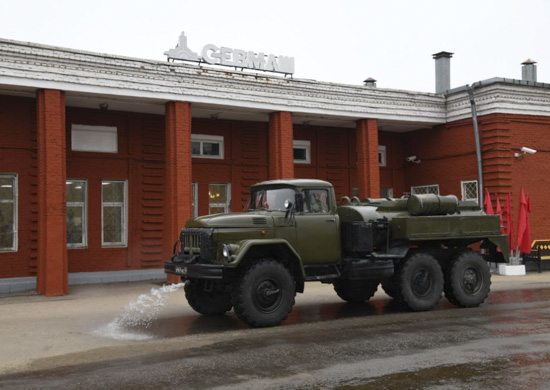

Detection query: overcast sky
xmin=1 ymin=0 xmax=548 ymax=93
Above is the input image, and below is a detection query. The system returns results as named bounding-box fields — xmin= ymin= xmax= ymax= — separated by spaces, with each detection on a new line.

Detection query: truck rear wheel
xmin=184 ymin=280 xmax=233 ymax=316
xmin=232 ymin=259 xmax=296 ymax=328
xmin=395 ymin=253 xmax=444 ymax=311
xmin=333 ymin=280 xmax=378 ymax=303
xmin=444 ymin=251 xmax=491 ymax=307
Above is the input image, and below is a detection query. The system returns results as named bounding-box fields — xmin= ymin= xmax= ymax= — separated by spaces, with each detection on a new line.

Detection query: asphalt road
xmin=1 ymin=273 xmax=550 ymax=389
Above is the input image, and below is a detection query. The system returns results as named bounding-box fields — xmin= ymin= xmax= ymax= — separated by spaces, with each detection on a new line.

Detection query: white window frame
xmin=101 ymin=180 xmax=128 ymax=247
xmin=192 ymin=182 xmax=198 ymax=217
xmin=379 ymin=145 xmax=387 ymax=167
xmin=411 ymin=184 xmax=440 ymax=195
xmin=71 ymin=124 xmax=118 ymax=153
xmin=461 ymin=180 xmax=479 ymax=203
xmin=191 ymin=134 xmax=224 ymax=159
xmin=0 ymin=174 xmax=17 ymax=252
xmin=293 ymin=140 xmax=311 ymax=164
xmin=66 ymin=179 xmax=88 ymax=249
xmin=209 ymin=183 xmax=231 ymax=214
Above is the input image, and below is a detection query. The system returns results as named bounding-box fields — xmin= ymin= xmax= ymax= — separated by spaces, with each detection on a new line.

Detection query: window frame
xmin=101 ymin=180 xmax=128 ymax=247
xmin=191 ymin=134 xmax=224 ymax=159
xmin=66 ymin=179 xmax=88 ymax=249
xmin=208 ymin=183 xmax=231 ymax=214
xmin=411 ymin=184 xmax=440 ymax=195
xmin=379 ymin=145 xmax=387 ymax=167
xmin=293 ymin=140 xmax=311 ymax=164
xmin=461 ymin=180 xmax=479 ymax=203
xmin=0 ymin=174 xmax=17 ymax=252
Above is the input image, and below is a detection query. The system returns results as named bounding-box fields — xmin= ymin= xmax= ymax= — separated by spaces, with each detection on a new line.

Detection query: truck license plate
xmin=175 ymin=266 xmax=187 ymax=275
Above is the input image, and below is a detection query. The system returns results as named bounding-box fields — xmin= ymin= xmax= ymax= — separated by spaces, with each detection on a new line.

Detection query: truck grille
xmin=179 ymin=228 xmax=214 ymax=262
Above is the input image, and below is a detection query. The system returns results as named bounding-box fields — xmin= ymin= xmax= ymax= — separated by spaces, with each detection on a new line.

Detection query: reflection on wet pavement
xmin=132 ymin=288 xmax=550 ymax=340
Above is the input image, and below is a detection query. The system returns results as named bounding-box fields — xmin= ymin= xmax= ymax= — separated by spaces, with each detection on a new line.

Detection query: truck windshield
xmin=246 ymin=187 xmax=296 ymax=211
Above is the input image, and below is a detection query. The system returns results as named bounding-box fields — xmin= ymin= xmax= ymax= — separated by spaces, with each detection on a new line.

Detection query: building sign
xmin=165 ymin=32 xmax=295 ymax=75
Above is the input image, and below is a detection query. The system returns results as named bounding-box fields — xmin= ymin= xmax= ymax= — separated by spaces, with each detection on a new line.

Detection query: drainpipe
xmin=466 ymin=85 xmax=484 ymax=209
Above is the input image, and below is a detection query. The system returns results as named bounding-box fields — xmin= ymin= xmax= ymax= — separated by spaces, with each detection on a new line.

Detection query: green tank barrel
xmin=407 ymin=194 xmax=459 ymax=216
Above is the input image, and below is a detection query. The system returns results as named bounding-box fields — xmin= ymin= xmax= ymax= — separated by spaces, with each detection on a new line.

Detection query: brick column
xmin=269 ymin=112 xmax=294 ymax=179
xmin=165 ymin=102 xmax=192 ymax=283
xmin=356 ymin=119 xmax=380 ymax=199
xmin=36 ymin=89 xmax=68 ymax=296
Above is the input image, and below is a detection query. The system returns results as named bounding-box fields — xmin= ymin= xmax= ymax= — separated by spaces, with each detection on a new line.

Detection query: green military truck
xmin=165 ymin=179 xmax=508 ymax=327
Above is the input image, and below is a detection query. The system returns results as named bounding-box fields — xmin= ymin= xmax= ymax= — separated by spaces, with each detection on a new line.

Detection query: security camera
xmin=406 ymin=156 xmax=417 ymax=162
xmin=520 ymin=146 xmax=537 ymax=155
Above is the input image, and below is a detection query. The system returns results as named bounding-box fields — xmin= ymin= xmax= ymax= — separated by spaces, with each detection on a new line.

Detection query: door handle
xmin=325 ymin=218 xmax=336 ymax=222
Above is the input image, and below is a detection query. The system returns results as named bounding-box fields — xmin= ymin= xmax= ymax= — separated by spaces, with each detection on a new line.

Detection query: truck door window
xmin=302 ymin=189 xmax=329 ymax=214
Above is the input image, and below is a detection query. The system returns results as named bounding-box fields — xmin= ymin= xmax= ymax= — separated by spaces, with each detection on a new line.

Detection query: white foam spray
xmin=94 ymin=282 xmax=185 ymax=341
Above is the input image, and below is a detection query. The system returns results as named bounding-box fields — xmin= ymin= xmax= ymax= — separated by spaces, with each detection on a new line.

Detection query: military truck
xmin=165 ymin=179 xmax=508 ymax=327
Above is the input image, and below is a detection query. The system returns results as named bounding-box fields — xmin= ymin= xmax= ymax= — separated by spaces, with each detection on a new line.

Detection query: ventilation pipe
xmin=521 ymin=59 xmax=537 ymax=82
xmin=433 ymin=51 xmax=453 ymax=94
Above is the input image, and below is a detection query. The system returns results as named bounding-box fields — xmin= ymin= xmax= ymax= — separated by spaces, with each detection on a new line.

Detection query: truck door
xmin=294 ymin=188 xmax=340 ymax=264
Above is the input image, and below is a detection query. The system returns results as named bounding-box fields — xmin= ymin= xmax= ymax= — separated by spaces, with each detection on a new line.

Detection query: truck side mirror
xmin=294 ymin=193 xmax=304 ymax=212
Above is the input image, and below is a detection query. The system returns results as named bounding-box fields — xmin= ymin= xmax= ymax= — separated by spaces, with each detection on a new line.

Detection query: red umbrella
xmin=502 ymin=193 xmax=515 ymax=252
xmin=484 ymin=188 xmax=494 ymax=215
xmin=495 ymin=194 xmax=504 ymax=234
xmin=517 ymin=188 xmax=532 ymax=254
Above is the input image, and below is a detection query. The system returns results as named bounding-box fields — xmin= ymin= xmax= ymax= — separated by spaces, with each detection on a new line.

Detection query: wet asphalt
xmin=1 ymin=276 xmax=550 ymax=389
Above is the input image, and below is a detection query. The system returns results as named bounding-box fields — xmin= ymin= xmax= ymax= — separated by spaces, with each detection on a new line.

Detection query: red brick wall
xmin=293 ymin=125 xmax=356 ymax=199
xmin=0 ymin=95 xmax=38 ymax=278
xmin=192 ymin=119 xmax=269 ymax=214
xmin=268 ymin=112 xmax=294 ymax=180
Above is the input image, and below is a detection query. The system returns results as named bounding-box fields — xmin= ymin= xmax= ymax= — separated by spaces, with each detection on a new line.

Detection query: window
xmin=411 ymin=184 xmax=440 ymax=195
xmin=192 ymin=134 xmax=224 ymax=159
xmin=293 ymin=140 xmax=311 ymax=164
xmin=461 ymin=180 xmax=479 ymax=203
xmin=209 ymin=184 xmax=231 ymax=214
xmin=67 ymin=180 xmax=87 ymax=248
xmin=380 ymin=187 xmax=393 ymax=198
xmin=302 ymin=189 xmax=329 ymax=213
xmin=192 ymin=182 xmax=198 ymax=217
xmin=71 ymin=124 xmax=118 ymax=153
xmin=102 ymin=180 xmax=127 ymax=246
xmin=0 ymin=174 xmax=17 ymax=251
xmin=379 ymin=145 xmax=387 ymax=167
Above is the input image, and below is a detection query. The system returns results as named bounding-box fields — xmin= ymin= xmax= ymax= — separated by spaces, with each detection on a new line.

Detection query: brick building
xmin=0 ymin=39 xmax=549 ymax=294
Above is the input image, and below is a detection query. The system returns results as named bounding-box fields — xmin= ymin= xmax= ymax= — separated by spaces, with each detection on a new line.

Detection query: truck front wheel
xmin=395 ymin=253 xmax=444 ymax=311
xmin=333 ymin=280 xmax=378 ymax=303
xmin=232 ymin=259 xmax=296 ymax=328
xmin=444 ymin=251 xmax=491 ymax=307
xmin=184 ymin=280 xmax=233 ymax=316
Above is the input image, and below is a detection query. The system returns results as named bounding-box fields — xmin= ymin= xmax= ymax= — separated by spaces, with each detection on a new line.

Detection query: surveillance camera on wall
xmin=520 ymin=146 xmax=537 ymax=155
xmin=406 ymin=155 xmax=417 ymax=162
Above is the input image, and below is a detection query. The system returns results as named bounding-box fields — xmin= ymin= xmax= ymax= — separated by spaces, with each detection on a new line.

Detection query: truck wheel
xmin=333 ymin=280 xmax=378 ymax=303
xmin=395 ymin=253 xmax=444 ymax=311
xmin=184 ymin=280 xmax=233 ymax=316
xmin=444 ymin=251 xmax=491 ymax=307
xmin=232 ymin=259 xmax=296 ymax=328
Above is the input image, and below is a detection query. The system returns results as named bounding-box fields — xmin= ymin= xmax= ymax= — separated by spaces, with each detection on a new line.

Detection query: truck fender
xmin=232 ymin=239 xmax=306 ymax=292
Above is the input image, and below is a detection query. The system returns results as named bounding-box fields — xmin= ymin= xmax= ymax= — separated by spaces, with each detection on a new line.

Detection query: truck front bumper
xmin=164 ymin=260 xmax=224 ymax=280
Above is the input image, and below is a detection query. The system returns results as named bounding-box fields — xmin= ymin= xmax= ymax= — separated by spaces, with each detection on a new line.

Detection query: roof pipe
xmin=466 ymin=85 xmax=484 ymax=209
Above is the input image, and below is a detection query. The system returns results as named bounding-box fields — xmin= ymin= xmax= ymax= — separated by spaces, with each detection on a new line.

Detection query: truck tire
xmin=395 ymin=253 xmax=444 ymax=311
xmin=444 ymin=251 xmax=491 ymax=307
xmin=232 ymin=259 xmax=296 ymax=328
xmin=333 ymin=280 xmax=378 ymax=303
xmin=185 ymin=280 xmax=233 ymax=316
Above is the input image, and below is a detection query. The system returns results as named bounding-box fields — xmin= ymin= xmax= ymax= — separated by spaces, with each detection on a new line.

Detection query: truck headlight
xmin=222 ymin=244 xmax=232 ymax=259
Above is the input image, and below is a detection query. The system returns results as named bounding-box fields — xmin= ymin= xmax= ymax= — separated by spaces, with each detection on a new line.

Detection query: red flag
xmin=484 ymin=188 xmax=494 ymax=215
xmin=517 ymin=188 xmax=532 ymax=254
xmin=502 ymin=193 xmax=515 ymax=252
xmin=495 ymin=194 xmax=504 ymax=234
